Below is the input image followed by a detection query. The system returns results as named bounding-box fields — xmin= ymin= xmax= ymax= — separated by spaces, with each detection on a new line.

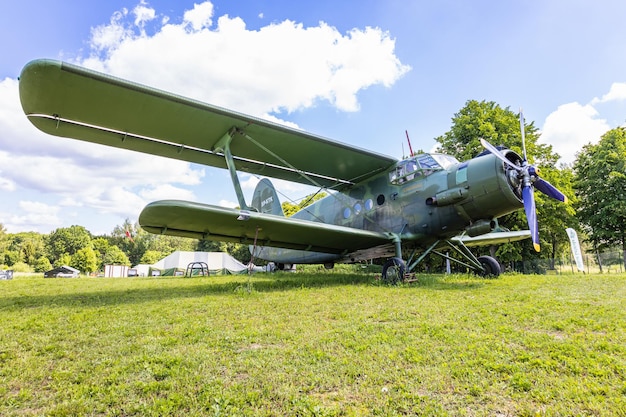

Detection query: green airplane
xmin=19 ymin=59 xmax=567 ymax=281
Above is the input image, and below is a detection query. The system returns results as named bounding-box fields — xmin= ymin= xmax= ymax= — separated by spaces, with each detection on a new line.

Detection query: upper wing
xmin=139 ymin=200 xmax=393 ymax=254
xmin=19 ymin=59 xmax=397 ymax=189
xmin=451 ymin=230 xmax=531 ymax=247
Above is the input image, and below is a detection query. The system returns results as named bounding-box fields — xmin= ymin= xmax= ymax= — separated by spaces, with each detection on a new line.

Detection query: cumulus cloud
xmin=1 ymin=1 xmax=409 ymax=232
xmin=591 ymin=82 xmax=626 ymax=105
xmin=183 ymin=2 xmax=214 ymax=31
xmin=78 ymin=2 xmax=409 ymax=116
xmin=540 ymin=81 xmax=626 ymax=164
xmin=2 ymin=201 xmax=62 ymax=232
xmin=133 ymin=0 xmax=156 ymax=30
xmin=540 ymin=102 xmax=611 ymax=164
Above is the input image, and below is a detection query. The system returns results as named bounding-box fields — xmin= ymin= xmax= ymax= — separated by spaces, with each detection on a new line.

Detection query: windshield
xmin=389 ymin=153 xmax=458 ymax=184
xmin=430 ymin=154 xmax=459 ymax=169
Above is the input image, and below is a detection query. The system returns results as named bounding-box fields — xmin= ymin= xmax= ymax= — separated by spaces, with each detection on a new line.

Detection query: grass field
xmin=1 ymin=271 xmax=625 ymax=416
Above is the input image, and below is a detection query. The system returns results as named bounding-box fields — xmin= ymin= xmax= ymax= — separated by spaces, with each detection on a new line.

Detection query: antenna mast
xmin=405 ymin=130 xmax=414 ymax=157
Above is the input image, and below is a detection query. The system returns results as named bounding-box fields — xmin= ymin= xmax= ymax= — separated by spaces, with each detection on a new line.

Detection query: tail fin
xmin=251 ymin=178 xmax=284 ymax=216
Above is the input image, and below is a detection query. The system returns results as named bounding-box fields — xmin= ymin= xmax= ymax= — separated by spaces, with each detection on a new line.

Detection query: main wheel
xmin=477 ymin=255 xmax=501 ymax=277
xmin=382 ymin=257 xmax=406 ymax=284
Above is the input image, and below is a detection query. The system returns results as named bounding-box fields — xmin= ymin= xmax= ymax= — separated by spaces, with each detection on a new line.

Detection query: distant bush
xmin=10 ymin=262 xmax=33 ymax=273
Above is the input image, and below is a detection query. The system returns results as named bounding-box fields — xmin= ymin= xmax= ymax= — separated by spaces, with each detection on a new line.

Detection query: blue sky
xmin=2 ymin=1 xmax=626 ymax=235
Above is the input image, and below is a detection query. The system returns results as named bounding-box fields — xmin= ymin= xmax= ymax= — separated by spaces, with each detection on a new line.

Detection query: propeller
xmin=479 ymin=110 xmax=568 ymax=252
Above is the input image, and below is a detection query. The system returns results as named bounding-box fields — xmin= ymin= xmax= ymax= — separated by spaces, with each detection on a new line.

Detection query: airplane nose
xmin=459 ymin=150 xmax=524 ymax=220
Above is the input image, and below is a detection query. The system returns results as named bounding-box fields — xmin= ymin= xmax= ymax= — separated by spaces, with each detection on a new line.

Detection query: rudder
xmin=251 ymin=178 xmax=284 ymax=216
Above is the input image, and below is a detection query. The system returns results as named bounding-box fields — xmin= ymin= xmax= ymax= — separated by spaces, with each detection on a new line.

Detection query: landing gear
xmin=381 ymin=257 xmax=406 ymax=284
xmin=477 ymin=255 xmax=501 ymax=277
xmin=381 ymin=237 xmax=502 ymax=281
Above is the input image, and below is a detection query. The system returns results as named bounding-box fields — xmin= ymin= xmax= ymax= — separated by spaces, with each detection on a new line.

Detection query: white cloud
xmin=539 ymin=79 xmax=626 ymax=165
xmin=133 ymin=0 xmax=156 ymax=30
xmin=77 ymin=2 xmax=409 ymax=116
xmin=2 ymin=201 xmax=61 ymax=232
xmin=183 ymin=2 xmax=214 ymax=31
xmin=218 ymin=199 xmax=238 ymax=208
xmin=139 ymin=184 xmax=196 ymax=201
xmin=591 ymin=82 xmax=626 ymax=105
xmin=540 ymin=102 xmax=610 ymax=164
xmin=90 ymin=10 xmax=132 ymax=52
xmin=0 ymin=177 xmax=15 ymax=191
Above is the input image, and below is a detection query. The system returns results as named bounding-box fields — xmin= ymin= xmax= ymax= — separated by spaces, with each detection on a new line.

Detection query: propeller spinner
xmin=479 ymin=111 xmax=567 ymax=252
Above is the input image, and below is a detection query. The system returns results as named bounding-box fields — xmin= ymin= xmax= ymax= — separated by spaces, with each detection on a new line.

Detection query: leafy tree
xmin=106 ymin=219 xmax=198 ymax=265
xmin=34 ymin=256 xmax=52 ymax=273
xmin=9 ymin=232 xmax=46 ymax=266
xmin=143 ymin=234 xmax=195 ymax=257
xmin=103 ymin=245 xmax=131 ymax=266
xmin=55 ymin=253 xmax=72 ymax=267
xmin=573 ymin=127 xmax=626 ymax=268
xmin=91 ymin=237 xmax=111 ymax=270
xmin=140 ymin=250 xmax=165 ymax=265
xmin=0 ymin=223 xmax=9 ymax=257
xmin=282 ymin=192 xmax=328 ymax=217
xmin=10 ymin=262 xmax=32 ymax=273
xmin=435 ymin=100 xmax=557 ymax=167
xmin=3 ymin=250 xmax=21 ymax=267
xmin=281 ymin=201 xmax=299 ymax=217
xmin=108 ymin=219 xmax=146 ymax=265
xmin=72 ymin=246 xmax=99 ymax=274
xmin=47 ymin=225 xmax=92 ymax=263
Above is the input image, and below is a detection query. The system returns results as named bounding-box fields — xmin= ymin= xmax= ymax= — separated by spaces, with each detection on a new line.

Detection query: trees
xmin=435 ymin=100 xmax=558 ymax=170
xmin=47 ymin=225 xmax=92 ymax=264
xmin=72 ymin=246 xmax=99 ymax=274
xmin=282 ymin=192 xmax=328 ymax=217
xmin=573 ymin=127 xmax=626 ymax=268
xmin=102 ymin=245 xmax=131 ymax=266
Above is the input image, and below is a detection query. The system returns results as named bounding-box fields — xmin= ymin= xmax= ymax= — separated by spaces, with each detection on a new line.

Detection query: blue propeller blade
xmin=533 ymin=178 xmax=568 ymax=202
xmin=522 ymin=186 xmax=540 ymax=252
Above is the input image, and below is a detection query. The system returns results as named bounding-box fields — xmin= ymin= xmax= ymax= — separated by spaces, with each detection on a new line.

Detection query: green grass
xmin=1 ymin=272 xmax=625 ymax=416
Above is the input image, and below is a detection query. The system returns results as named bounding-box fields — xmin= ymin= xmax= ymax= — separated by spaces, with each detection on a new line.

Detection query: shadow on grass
xmin=1 ymin=273 xmax=485 ymax=310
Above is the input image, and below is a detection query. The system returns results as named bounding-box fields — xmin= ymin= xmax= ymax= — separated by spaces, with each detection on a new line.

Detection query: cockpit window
xmin=389 ymin=159 xmax=419 ymax=184
xmin=388 ymin=153 xmax=459 ymax=185
xmin=416 ymin=154 xmax=440 ymax=170
xmin=430 ymin=154 xmax=459 ymax=169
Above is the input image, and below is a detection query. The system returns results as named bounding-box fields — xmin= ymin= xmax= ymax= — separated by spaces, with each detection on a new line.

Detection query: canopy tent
xmin=151 ymin=251 xmax=247 ymax=275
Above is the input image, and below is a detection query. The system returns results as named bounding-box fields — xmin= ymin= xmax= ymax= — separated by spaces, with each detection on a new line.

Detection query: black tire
xmin=477 ymin=255 xmax=501 ymax=277
xmin=382 ymin=257 xmax=406 ymax=284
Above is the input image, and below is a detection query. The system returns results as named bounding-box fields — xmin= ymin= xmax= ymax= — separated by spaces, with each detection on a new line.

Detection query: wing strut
xmin=240 ymin=130 xmax=327 ymax=189
xmin=213 ymin=128 xmax=253 ymax=211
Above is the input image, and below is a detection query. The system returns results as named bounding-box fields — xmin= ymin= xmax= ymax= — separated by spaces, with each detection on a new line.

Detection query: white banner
xmin=566 ymin=228 xmax=585 ymax=272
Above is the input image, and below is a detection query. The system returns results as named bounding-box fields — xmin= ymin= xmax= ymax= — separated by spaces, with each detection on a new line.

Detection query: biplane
xmin=19 ymin=59 xmax=567 ymax=281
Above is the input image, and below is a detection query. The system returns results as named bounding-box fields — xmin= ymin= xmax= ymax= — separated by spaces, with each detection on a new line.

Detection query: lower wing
xmin=139 ymin=200 xmax=393 ymax=254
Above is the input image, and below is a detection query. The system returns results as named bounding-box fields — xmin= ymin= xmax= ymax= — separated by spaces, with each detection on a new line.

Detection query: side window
xmin=388 ymin=159 xmax=421 ymax=184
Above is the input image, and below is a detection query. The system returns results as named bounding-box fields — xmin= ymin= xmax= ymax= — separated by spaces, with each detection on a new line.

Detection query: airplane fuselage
xmin=255 ymin=150 xmax=524 ymax=265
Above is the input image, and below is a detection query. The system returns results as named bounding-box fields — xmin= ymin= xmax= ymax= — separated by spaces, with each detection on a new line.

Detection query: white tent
xmin=152 ymin=251 xmax=247 ymax=275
